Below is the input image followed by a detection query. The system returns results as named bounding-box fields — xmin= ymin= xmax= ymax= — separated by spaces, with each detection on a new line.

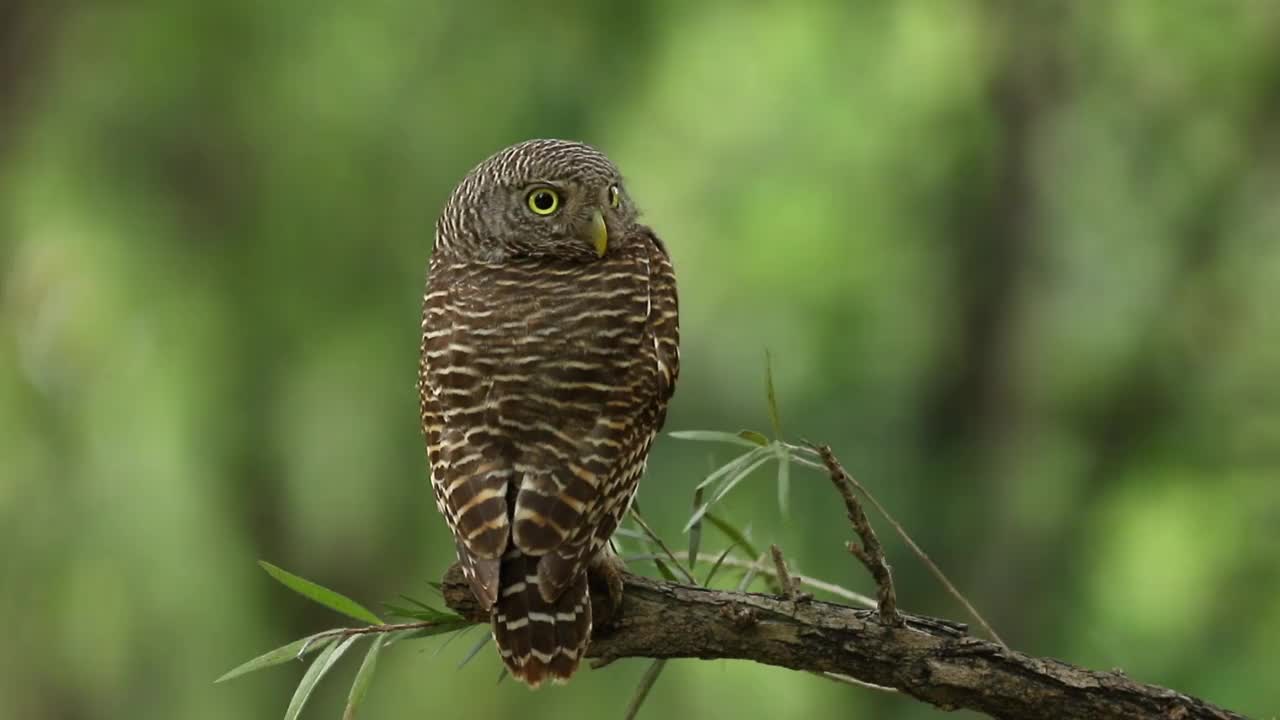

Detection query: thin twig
xmin=786 ymin=442 xmax=1003 ymax=642
xmin=805 ymin=443 xmax=1005 ymax=645
xmin=629 ymin=508 xmax=698 ymax=584
xmin=770 ymin=544 xmax=808 ymax=602
xmin=624 ymin=552 xmax=877 ymax=608
xmin=810 ymin=443 xmax=904 ymax=628
xmin=296 ymin=618 xmax=471 ymax=659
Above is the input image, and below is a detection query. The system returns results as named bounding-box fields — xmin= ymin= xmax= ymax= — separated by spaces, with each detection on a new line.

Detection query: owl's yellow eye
xmin=608 ymin=185 xmax=621 ymax=208
xmin=527 ymin=188 xmax=560 ymax=215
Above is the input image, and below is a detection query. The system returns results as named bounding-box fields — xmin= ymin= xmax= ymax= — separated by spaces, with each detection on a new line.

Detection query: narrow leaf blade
xmin=685 ymin=448 xmax=773 ymax=532
xmin=695 ymin=446 xmax=770 ymax=491
xmin=432 ymin=623 xmax=481 ymax=658
xmin=397 ymin=594 xmax=445 ymax=613
xmin=684 ymin=504 xmax=712 ymax=534
xmin=380 ymin=604 xmax=425 ymax=620
xmin=687 ymin=487 xmax=704 ymax=573
xmin=283 ymin=635 xmax=359 ymax=720
xmin=376 ymin=616 xmax=472 ymax=645
xmin=215 ymin=633 xmax=336 ymax=684
xmin=259 ymin=561 xmax=383 ymax=625
xmin=704 ymin=513 xmax=761 ymax=562
xmin=703 ymin=543 xmax=738 ymax=586
xmin=736 ymin=552 xmax=767 ymax=592
xmin=381 ymin=601 xmax=459 ymax=623
xmin=624 ymin=660 xmax=668 ymax=720
xmin=776 ymin=443 xmax=791 ymax=518
xmin=342 ymin=635 xmax=384 ymax=720
xmin=764 ymin=349 xmax=782 ymax=438
xmin=457 ymin=632 xmax=492 ymax=669
xmin=385 ymin=623 xmax=469 ymax=649
xmin=611 ymin=527 xmax=648 ymax=542
xmin=710 ymin=454 xmax=772 ymax=505
xmin=668 ymin=430 xmax=759 ymax=448
xmin=651 ymin=557 xmax=678 ymax=582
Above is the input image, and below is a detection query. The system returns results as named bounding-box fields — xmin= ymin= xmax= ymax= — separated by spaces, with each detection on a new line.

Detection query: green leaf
xmin=400 ymin=593 xmax=446 ymax=612
xmin=611 ymin=526 xmax=649 ymax=545
xmin=342 ymin=635 xmax=384 ymax=720
xmin=694 ymin=445 xmax=771 ymax=493
xmin=687 ymin=487 xmax=704 ymax=572
xmin=685 ymin=452 xmax=773 ymax=531
xmin=381 ymin=598 xmax=459 ymax=623
xmin=215 ymin=632 xmax=337 ymax=684
xmin=457 ymin=632 xmax=492 ymax=669
xmin=710 ymin=454 xmax=772 ymax=505
xmin=259 ymin=561 xmax=383 ymax=625
xmin=703 ymin=543 xmax=738 ymax=586
xmin=651 ymin=557 xmax=678 ymax=582
xmin=764 ymin=349 xmax=782 ymax=438
xmin=736 ymin=554 xmax=766 ymax=592
xmin=623 ymin=659 xmax=668 ymax=720
xmin=380 ymin=604 xmax=427 ymax=620
xmin=737 ymin=429 xmax=770 ymax=446
xmin=432 ymin=623 xmax=480 ymax=658
xmin=383 ymin=622 xmax=469 ymax=650
xmin=283 ymin=634 xmax=359 ymax=720
xmin=704 ymin=513 xmax=761 ymax=562
xmin=776 ymin=443 xmax=791 ymax=518
xmin=388 ymin=618 xmax=473 ymax=643
xmin=668 ymin=430 xmax=760 ymax=448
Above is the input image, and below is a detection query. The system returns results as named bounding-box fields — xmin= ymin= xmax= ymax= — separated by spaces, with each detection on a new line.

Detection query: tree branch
xmin=810 ymin=442 xmax=903 ymax=628
xmin=424 ymin=439 xmax=1240 ymax=718
xmin=440 ymin=564 xmax=1244 ymax=720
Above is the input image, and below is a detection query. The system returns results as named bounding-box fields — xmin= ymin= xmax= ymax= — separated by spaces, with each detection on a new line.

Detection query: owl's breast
xmin=432 ymin=248 xmax=653 ymax=433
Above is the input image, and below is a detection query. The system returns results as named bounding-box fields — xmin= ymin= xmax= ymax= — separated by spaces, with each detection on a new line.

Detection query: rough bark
xmin=441 ymin=564 xmax=1246 ymax=720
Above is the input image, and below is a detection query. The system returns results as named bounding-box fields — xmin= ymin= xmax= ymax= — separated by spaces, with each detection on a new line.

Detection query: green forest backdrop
xmin=2 ymin=2 xmax=1278 ymax=718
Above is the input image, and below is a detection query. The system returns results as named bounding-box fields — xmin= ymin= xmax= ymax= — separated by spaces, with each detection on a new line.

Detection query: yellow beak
xmin=589 ymin=209 xmax=608 ymax=257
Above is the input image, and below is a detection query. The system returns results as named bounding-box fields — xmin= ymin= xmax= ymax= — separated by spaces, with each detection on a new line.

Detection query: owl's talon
xmin=588 ymin=552 xmax=627 ymax=628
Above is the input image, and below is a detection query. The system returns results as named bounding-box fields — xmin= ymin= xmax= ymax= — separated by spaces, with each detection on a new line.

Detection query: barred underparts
xmin=418 ymin=139 xmax=680 ymax=686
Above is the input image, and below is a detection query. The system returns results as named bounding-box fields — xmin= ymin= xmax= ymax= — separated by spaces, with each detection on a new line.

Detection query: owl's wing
xmin=420 ymin=257 xmax=509 ymax=609
xmin=646 ymin=230 xmax=681 ymax=415
xmin=522 ymin=228 xmax=680 ymax=600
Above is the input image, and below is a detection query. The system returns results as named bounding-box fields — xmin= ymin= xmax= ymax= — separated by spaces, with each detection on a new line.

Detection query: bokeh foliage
xmin=2 ymin=1 xmax=1278 ymax=718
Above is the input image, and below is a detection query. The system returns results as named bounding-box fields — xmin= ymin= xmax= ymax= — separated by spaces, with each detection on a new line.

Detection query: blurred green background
xmin=3 ymin=1 xmax=1279 ymax=718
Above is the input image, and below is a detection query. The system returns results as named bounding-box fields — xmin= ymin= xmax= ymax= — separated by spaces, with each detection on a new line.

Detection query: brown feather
xmin=420 ymin=140 xmax=679 ymax=686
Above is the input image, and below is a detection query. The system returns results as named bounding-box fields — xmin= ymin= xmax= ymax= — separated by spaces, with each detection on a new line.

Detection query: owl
xmin=418 ymin=139 xmax=680 ymax=686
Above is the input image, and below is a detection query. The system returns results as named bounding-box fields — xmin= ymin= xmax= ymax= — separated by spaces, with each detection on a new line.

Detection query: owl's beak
xmin=587 ymin=209 xmax=608 ymax=257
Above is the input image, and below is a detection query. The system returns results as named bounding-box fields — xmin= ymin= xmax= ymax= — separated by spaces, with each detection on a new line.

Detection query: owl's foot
xmin=587 ymin=551 xmax=627 ymax=628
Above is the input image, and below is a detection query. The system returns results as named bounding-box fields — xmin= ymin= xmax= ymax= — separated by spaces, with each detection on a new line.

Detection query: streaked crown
xmin=434 ymin=139 xmax=637 ymax=262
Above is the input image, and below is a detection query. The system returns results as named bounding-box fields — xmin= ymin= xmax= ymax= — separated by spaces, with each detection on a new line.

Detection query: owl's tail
xmin=491 ymin=547 xmax=591 ymax=687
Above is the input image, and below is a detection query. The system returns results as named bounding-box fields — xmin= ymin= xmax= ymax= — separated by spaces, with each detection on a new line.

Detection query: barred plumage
xmin=419 ymin=139 xmax=679 ymax=686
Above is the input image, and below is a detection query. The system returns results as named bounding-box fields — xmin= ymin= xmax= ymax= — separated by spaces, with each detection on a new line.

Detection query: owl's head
xmin=435 ymin=139 xmax=639 ymax=262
